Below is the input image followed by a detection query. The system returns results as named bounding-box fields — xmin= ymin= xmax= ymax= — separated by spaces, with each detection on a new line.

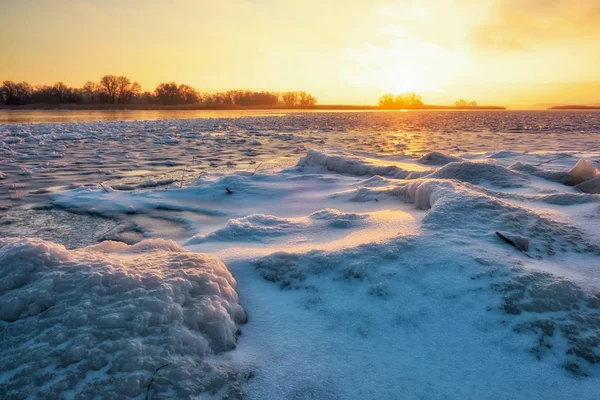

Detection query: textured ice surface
xmin=187 ymin=209 xmax=367 ymax=245
xmin=298 ymin=149 xmax=431 ymax=179
xmin=418 ymin=151 xmax=462 ymax=165
xmin=0 ymin=238 xmax=246 ymax=399
xmin=577 ymin=176 xmax=600 ymax=194
xmin=2 ymin=112 xmax=600 ymax=399
xmin=425 ymin=161 xmax=529 ymax=187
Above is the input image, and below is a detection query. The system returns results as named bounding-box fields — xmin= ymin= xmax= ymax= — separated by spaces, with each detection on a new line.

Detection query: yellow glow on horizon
xmin=1 ymin=0 xmax=599 ymax=108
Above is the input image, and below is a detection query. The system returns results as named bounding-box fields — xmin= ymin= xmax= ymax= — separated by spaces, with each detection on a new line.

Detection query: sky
xmin=1 ymin=0 xmax=599 ymax=108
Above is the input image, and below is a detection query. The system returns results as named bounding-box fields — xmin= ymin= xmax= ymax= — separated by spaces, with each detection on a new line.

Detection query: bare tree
xmin=281 ymin=92 xmax=298 ymax=107
xmin=298 ymin=91 xmax=317 ymax=106
xmin=83 ymin=81 xmax=99 ymax=104
xmin=379 ymin=94 xmax=395 ymax=108
xmin=0 ymin=81 xmax=33 ymax=105
xmin=52 ymin=82 xmax=68 ymax=103
xmin=128 ymin=82 xmax=142 ymax=103
xmin=115 ymin=76 xmax=131 ymax=104
xmin=100 ymin=75 xmax=119 ymax=103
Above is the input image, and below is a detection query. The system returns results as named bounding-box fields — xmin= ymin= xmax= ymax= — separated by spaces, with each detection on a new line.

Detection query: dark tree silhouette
xmin=0 ymin=75 xmax=318 ymax=108
xmin=0 ymin=81 xmax=33 ymax=105
xmin=99 ymin=75 xmax=120 ymax=104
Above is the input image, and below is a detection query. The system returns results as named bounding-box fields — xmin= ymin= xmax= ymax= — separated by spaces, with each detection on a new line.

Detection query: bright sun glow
xmin=341 ymin=33 xmax=467 ymax=95
xmin=1 ymin=0 xmax=600 ymax=107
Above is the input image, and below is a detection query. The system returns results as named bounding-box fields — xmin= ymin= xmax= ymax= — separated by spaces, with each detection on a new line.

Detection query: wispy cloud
xmin=469 ymin=0 xmax=600 ymax=50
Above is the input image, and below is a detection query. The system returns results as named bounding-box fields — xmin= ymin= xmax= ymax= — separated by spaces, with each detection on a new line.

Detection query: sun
xmin=386 ymin=75 xmax=421 ymax=94
xmin=341 ymin=34 xmax=467 ymax=96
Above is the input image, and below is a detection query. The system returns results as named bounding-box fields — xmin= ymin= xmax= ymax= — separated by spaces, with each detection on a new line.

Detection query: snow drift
xmin=425 ymin=160 xmax=529 ymax=187
xmin=418 ymin=151 xmax=462 ymax=165
xmin=187 ymin=209 xmax=368 ymax=245
xmin=298 ymin=149 xmax=430 ymax=179
xmin=510 ymin=158 xmax=600 ymax=187
xmin=0 ymin=238 xmax=246 ymax=399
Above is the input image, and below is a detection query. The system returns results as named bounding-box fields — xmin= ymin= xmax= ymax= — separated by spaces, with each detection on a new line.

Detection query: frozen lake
xmin=1 ymin=110 xmax=600 ymax=399
xmin=1 ymin=110 xmax=598 ymax=246
xmin=0 ymin=108 xmax=373 ymax=125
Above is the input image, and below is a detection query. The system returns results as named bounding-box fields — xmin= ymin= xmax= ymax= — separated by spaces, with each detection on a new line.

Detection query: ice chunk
xmin=568 ymin=159 xmax=599 ymax=185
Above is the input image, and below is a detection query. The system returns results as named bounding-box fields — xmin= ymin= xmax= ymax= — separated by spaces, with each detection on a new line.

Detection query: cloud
xmin=379 ymin=24 xmax=407 ymax=36
xmin=374 ymin=0 xmax=430 ymax=18
xmin=470 ymin=0 xmax=600 ymax=50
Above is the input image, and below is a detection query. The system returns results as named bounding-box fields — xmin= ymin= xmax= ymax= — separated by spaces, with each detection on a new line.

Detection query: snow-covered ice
xmin=0 ymin=238 xmax=246 ymax=399
xmin=1 ymin=111 xmax=600 ymax=399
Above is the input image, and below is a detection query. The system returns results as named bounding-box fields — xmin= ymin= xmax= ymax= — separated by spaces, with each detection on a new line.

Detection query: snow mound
xmin=500 ymin=191 xmax=599 ymax=206
xmin=0 ymin=238 xmax=246 ymax=399
xmin=487 ymin=150 xmax=523 ymax=159
xmin=187 ymin=209 xmax=367 ymax=245
xmin=425 ymin=161 xmax=529 ymax=187
xmin=308 ymin=208 xmax=367 ymax=228
xmin=298 ymin=149 xmax=430 ymax=179
xmin=418 ymin=151 xmax=461 ymax=165
xmin=509 ymin=161 xmax=571 ymax=184
xmin=510 ymin=159 xmax=599 ymax=186
xmin=187 ymin=214 xmax=306 ymax=244
xmin=387 ymin=179 xmax=599 ymax=256
xmin=576 ymin=176 xmax=600 ymax=194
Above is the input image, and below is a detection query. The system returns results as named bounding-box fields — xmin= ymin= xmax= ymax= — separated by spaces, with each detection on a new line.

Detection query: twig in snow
xmin=145 ymin=363 xmax=169 ymax=400
xmin=180 ymin=170 xmax=185 ymax=188
xmin=226 ymin=187 xmax=233 ymax=195
xmin=98 ymin=182 xmax=109 ymax=193
xmin=251 ymin=162 xmax=263 ymax=176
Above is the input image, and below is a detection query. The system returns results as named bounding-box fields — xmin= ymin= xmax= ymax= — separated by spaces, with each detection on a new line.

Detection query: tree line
xmin=378 ymin=92 xmax=424 ymax=109
xmin=0 ymin=75 xmax=318 ymax=107
xmin=378 ymin=93 xmax=485 ymax=109
xmin=454 ymin=99 xmax=478 ymax=108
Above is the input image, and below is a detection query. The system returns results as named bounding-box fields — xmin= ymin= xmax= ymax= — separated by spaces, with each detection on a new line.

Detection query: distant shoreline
xmin=0 ymin=103 xmax=506 ymax=111
xmin=548 ymin=105 xmax=600 ymax=110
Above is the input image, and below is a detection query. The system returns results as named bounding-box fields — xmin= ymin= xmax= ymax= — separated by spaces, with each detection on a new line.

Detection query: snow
xmin=2 ymin=111 xmax=600 ymax=399
xmin=568 ymin=159 xmax=600 ymax=185
xmin=0 ymin=238 xmax=246 ymax=399
xmin=299 ymin=149 xmax=431 ymax=179
xmin=188 ymin=214 xmax=307 ymax=244
xmin=426 ymin=160 xmax=529 ymax=187
xmin=418 ymin=151 xmax=462 ymax=165
xmin=576 ymin=176 xmax=600 ymax=194
xmin=509 ymin=158 xmax=600 ymax=187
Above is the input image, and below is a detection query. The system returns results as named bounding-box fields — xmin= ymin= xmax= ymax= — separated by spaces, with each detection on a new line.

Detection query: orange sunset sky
xmin=1 ymin=0 xmax=599 ymax=108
